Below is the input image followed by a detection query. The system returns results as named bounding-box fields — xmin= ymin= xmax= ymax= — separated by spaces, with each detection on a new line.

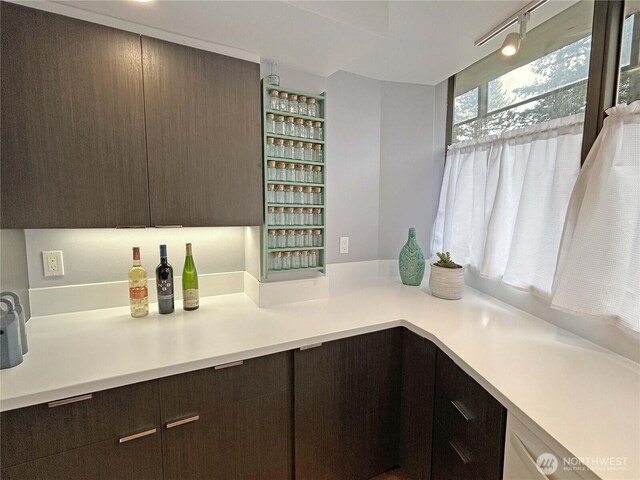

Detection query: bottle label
xmin=129 ymin=286 xmax=148 ymax=299
xmin=157 ymin=279 xmax=173 ymax=295
xmin=183 ymin=289 xmax=199 ymax=308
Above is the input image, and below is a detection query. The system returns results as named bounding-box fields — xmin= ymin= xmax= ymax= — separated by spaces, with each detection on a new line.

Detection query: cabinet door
xmin=159 ymin=352 xmax=293 ymax=480
xmin=1 ymin=431 xmax=162 ymax=480
xmin=0 ymin=3 xmax=149 ymax=228
xmin=294 ymin=329 xmax=403 ymax=480
xmin=399 ymin=329 xmax=437 ymax=480
xmin=141 ymin=36 xmax=263 ymax=227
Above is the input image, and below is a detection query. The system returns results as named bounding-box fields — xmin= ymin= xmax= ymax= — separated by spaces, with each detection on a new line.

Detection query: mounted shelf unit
xmin=261 ymin=81 xmax=327 ymax=277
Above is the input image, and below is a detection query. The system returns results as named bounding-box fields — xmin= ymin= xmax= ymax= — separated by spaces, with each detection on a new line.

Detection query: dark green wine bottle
xmin=182 ymin=243 xmax=199 ymax=311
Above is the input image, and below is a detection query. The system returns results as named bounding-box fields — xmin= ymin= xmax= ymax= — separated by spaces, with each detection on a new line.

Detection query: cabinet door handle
xmin=449 ymin=440 xmax=471 ymax=465
xmin=115 ymin=225 xmax=147 ymax=229
xmin=48 ymin=394 xmax=93 ymax=408
xmin=451 ymin=400 xmax=473 ymax=421
xmin=154 ymin=225 xmax=183 ymax=228
xmin=214 ymin=360 xmax=243 ymax=370
xmin=165 ymin=415 xmax=200 ymax=429
xmin=299 ymin=342 xmax=322 ymax=351
xmin=118 ymin=428 xmax=157 ymax=444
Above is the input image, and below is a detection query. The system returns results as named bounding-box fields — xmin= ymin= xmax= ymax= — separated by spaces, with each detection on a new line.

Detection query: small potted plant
xmin=429 ymin=252 xmax=465 ymax=299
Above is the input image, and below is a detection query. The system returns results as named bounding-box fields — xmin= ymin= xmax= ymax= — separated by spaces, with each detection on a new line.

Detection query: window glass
xmin=618 ymin=1 xmax=640 ymax=104
xmin=451 ymin=0 xmax=593 ymax=144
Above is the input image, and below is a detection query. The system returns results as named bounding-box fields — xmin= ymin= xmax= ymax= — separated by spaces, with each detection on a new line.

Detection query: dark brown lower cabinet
xmin=431 ymin=348 xmax=506 ymax=480
xmin=399 ymin=329 xmax=437 ymax=480
xmin=159 ymin=352 xmax=293 ymax=479
xmin=294 ymin=328 xmax=403 ymax=480
xmin=1 ymin=433 xmax=163 ymax=480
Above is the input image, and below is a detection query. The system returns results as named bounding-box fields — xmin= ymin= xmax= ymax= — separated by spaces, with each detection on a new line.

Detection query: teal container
xmin=399 ymin=227 xmax=426 ymax=286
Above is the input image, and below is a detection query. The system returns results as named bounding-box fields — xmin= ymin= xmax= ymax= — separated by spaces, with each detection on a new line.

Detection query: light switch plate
xmin=339 ymin=237 xmax=349 ymax=254
xmin=42 ymin=250 xmax=64 ymax=277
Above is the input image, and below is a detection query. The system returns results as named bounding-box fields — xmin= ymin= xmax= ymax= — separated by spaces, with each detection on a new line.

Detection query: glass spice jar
xmin=301 ymin=250 xmax=309 ymax=268
xmin=265 ymin=113 xmax=275 ymax=133
xmin=313 ymin=165 xmax=322 ymax=183
xmin=275 ymin=115 xmax=285 ymax=135
xmin=292 ymin=250 xmax=301 ymax=269
xmin=282 ymin=251 xmax=292 ymax=270
xmin=303 ymin=186 xmax=313 ymax=204
xmin=304 ymin=164 xmax=314 ymax=183
xmin=269 ymin=90 xmax=279 ymax=110
xmin=305 ymin=120 xmax=314 ymax=140
xmin=294 ymin=208 xmax=304 ymax=225
xmin=285 ymin=185 xmax=294 ymax=204
xmin=285 ymin=207 xmax=295 ymax=226
xmin=293 ymin=186 xmax=303 ymax=204
xmin=275 ymin=184 xmax=285 ymax=204
xmin=313 ymin=208 xmax=322 ymax=225
xmin=298 ymin=95 xmax=308 ymax=116
xmin=267 ymin=206 xmax=275 ymax=225
xmin=288 ymin=94 xmax=298 ymax=114
xmin=314 ymin=121 xmax=323 ymax=140
xmin=295 ymin=118 xmax=305 ymax=138
xmin=295 ymin=229 xmax=305 ymax=247
xmin=313 ymin=144 xmax=323 ymax=163
xmin=276 ymin=162 xmax=287 ymax=181
xmin=313 ymin=187 xmax=323 ymax=205
xmin=271 ymin=251 xmax=282 ymax=271
xmin=266 ymin=137 xmax=275 ymax=157
xmin=268 ymin=230 xmax=277 ymax=249
xmin=277 ymin=230 xmax=287 ymax=248
xmin=304 ymin=229 xmax=313 ymax=247
xmin=275 ymin=207 xmax=285 ymax=226
xmin=285 ymin=141 xmax=295 ymax=160
xmin=286 ymin=162 xmax=296 ymax=181
xmin=304 ymin=208 xmax=314 ymax=225
xmin=304 ymin=143 xmax=313 ymax=162
xmin=295 ymin=163 xmax=305 ymax=182
xmin=308 ymin=98 xmax=318 ymax=117
xmin=278 ymin=91 xmax=289 ymax=112
xmin=275 ymin=139 xmax=285 ymax=158
xmin=286 ymin=229 xmax=296 ymax=248
xmin=267 ymin=160 xmax=276 ymax=180
xmin=295 ymin=141 xmax=305 ymax=160
xmin=285 ymin=117 xmax=295 ymax=137
xmin=266 ymin=183 xmax=275 ymax=203
xmin=309 ymin=250 xmax=318 ymax=267
xmin=313 ymin=229 xmax=323 ymax=247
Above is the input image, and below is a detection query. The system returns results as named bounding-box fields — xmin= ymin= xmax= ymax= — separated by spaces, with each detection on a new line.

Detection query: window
xmin=618 ymin=0 xmax=640 ymax=104
xmin=452 ymin=1 xmax=594 ymax=143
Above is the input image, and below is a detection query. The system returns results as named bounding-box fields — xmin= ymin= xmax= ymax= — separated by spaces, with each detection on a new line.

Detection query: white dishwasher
xmin=503 ymin=413 xmax=598 ymax=480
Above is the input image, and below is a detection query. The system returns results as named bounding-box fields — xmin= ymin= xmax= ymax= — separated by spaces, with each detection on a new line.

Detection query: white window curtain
xmin=551 ymin=101 xmax=640 ymax=332
xmin=431 ymin=114 xmax=584 ymax=297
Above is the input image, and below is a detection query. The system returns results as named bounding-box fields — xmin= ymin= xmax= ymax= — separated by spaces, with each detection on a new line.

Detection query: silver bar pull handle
xmin=451 ymin=400 xmax=473 ymax=421
xmin=119 ymin=428 xmax=157 ymax=444
xmin=449 ymin=440 xmax=471 ymax=465
xmin=165 ymin=415 xmax=200 ymax=429
xmin=214 ymin=360 xmax=243 ymax=370
xmin=115 ymin=225 xmax=147 ymax=229
xmin=48 ymin=394 xmax=93 ymax=408
xmin=154 ymin=225 xmax=183 ymax=228
xmin=299 ymin=342 xmax=322 ymax=351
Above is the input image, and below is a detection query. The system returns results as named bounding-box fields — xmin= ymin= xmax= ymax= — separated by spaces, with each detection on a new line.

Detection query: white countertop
xmin=1 ymin=275 xmax=638 ymax=479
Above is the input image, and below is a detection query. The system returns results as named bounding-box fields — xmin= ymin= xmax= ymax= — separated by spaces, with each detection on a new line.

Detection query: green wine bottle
xmin=182 ymin=243 xmax=199 ymax=311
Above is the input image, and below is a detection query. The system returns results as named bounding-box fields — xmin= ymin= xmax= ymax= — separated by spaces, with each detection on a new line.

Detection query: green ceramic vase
xmin=399 ymin=227 xmax=426 ymax=286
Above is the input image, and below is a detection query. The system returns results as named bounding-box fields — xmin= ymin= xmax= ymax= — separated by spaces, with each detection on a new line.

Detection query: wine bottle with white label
xmin=129 ymin=247 xmax=149 ymax=318
xmin=182 ymin=243 xmax=199 ymax=311
xmin=156 ymin=244 xmax=174 ymax=314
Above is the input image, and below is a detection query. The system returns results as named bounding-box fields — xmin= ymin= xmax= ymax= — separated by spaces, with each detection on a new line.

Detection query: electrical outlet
xmin=42 ymin=251 xmax=64 ymax=277
xmin=339 ymin=237 xmax=349 ymax=254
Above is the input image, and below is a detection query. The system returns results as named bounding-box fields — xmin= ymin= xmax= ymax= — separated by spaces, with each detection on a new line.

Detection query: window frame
xmin=445 ymin=0 xmax=630 ymax=165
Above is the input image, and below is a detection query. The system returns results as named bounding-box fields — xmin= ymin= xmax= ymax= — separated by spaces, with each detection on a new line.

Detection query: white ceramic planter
xmin=429 ymin=265 xmax=465 ymax=300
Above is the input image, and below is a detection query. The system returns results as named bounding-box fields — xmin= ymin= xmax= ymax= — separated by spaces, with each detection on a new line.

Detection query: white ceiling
xmin=29 ymin=0 xmax=578 ymax=85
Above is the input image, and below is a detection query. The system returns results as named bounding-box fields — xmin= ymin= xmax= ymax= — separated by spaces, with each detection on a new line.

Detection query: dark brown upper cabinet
xmin=0 ymin=2 xmax=150 ymax=228
xmin=141 ymin=36 xmax=263 ymax=227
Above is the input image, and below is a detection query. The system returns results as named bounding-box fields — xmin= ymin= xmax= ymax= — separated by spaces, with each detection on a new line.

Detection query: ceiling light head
xmin=501 ymin=32 xmax=521 ymax=56
xmin=133 ymin=0 xmax=153 ymax=3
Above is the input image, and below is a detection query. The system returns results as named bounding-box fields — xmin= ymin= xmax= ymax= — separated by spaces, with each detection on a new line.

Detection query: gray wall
xmin=0 ymin=230 xmax=31 ymax=318
xmin=378 ymin=81 xmax=435 ymax=259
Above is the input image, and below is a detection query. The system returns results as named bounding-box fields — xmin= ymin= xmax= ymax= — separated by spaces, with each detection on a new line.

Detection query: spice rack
xmin=261 ymin=81 xmax=326 ymax=277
